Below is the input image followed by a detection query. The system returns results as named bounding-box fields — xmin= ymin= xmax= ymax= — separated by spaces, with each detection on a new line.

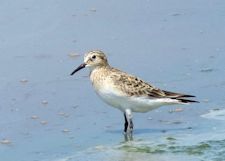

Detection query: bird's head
xmin=70 ymin=50 xmax=108 ymax=75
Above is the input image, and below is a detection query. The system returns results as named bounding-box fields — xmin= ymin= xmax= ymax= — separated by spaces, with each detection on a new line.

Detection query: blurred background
xmin=0 ymin=0 xmax=225 ymax=161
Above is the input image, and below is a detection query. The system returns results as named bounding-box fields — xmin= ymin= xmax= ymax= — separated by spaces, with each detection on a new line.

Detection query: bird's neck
xmin=89 ymin=65 xmax=111 ymax=86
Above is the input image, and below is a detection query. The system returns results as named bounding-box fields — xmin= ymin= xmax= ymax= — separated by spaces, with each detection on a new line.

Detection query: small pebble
xmin=147 ymin=117 xmax=153 ymax=120
xmin=0 ymin=139 xmax=11 ymax=145
xmin=68 ymin=53 xmax=80 ymax=59
xmin=58 ymin=112 xmax=70 ymax=118
xmin=200 ymin=68 xmax=214 ymax=73
xmin=20 ymin=79 xmax=28 ymax=84
xmin=40 ymin=120 xmax=48 ymax=125
xmin=58 ymin=112 xmax=66 ymax=116
xmin=41 ymin=100 xmax=48 ymax=105
xmin=202 ymin=99 xmax=209 ymax=103
xmin=174 ymin=108 xmax=184 ymax=112
xmin=212 ymin=108 xmax=220 ymax=111
xmin=166 ymin=137 xmax=176 ymax=141
xmin=159 ymin=120 xmax=167 ymax=123
xmin=199 ymin=30 xmax=204 ymax=34
xmin=62 ymin=129 xmax=70 ymax=133
xmin=10 ymin=108 xmax=19 ymax=112
xmin=82 ymin=75 xmax=89 ymax=78
xmin=171 ymin=13 xmax=181 ymax=16
xmin=209 ymin=55 xmax=215 ymax=59
xmin=181 ymin=47 xmax=188 ymax=50
xmin=172 ymin=121 xmax=182 ymax=124
xmin=90 ymin=8 xmax=97 ymax=12
xmin=72 ymin=105 xmax=78 ymax=109
xmin=31 ymin=115 xmax=39 ymax=120
xmin=105 ymin=125 xmax=112 ymax=129
xmin=169 ymin=108 xmax=184 ymax=113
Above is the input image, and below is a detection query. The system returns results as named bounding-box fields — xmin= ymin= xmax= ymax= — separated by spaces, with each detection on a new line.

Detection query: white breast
xmin=94 ymin=87 xmax=179 ymax=113
xmin=90 ymin=68 xmax=180 ymax=113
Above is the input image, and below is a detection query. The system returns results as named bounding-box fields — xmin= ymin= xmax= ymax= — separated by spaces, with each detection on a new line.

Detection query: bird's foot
xmin=123 ymin=126 xmax=133 ymax=141
xmin=123 ymin=120 xmax=133 ymax=137
xmin=123 ymin=109 xmax=134 ymax=141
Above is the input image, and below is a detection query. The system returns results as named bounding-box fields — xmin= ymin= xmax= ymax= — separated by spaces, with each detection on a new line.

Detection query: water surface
xmin=0 ymin=0 xmax=225 ymax=161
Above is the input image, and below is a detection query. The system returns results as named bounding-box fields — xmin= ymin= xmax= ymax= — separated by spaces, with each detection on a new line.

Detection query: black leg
xmin=130 ymin=119 xmax=133 ymax=130
xmin=124 ymin=113 xmax=128 ymax=133
xmin=123 ymin=109 xmax=134 ymax=141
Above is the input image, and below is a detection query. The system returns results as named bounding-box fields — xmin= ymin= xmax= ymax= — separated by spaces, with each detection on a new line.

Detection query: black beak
xmin=70 ymin=63 xmax=86 ymax=75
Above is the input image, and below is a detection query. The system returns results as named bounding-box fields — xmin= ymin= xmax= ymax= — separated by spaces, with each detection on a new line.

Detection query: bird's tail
xmin=175 ymin=98 xmax=199 ymax=104
xmin=162 ymin=90 xmax=199 ymax=104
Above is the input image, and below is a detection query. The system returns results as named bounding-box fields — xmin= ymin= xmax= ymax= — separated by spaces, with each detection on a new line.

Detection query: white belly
xmin=95 ymin=88 xmax=179 ymax=113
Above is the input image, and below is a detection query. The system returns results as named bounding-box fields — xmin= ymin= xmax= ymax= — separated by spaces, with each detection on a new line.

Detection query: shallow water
xmin=0 ymin=0 xmax=225 ymax=161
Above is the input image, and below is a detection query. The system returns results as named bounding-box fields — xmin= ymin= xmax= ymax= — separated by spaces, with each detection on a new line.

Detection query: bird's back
xmin=89 ymin=66 xmax=197 ymax=112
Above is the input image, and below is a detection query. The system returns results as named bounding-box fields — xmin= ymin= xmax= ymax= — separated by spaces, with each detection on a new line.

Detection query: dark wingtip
xmin=181 ymin=94 xmax=196 ymax=98
xmin=162 ymin=90 xmax=196 ymax=98
xmin=177 ymin=98 xmax=200 ymax=103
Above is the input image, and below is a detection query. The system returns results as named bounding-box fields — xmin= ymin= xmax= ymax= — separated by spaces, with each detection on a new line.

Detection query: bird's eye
xmin=92 ymin=55 xmax=96 ymax=59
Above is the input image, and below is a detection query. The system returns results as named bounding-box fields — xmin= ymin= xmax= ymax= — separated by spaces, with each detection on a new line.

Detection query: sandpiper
xmin=71 ymin=50 xmax=198 ymax=134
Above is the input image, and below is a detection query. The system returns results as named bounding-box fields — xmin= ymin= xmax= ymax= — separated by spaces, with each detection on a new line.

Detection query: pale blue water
xmin=0 ymin=0 xmax=225 ymax=161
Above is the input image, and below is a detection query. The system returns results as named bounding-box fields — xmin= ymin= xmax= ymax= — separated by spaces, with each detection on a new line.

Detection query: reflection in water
xmin=124 ymin=133 xmax=133 ymax=142
xmin=201 ymin=109 xmax=225 ymax=120
xmin=54 ymin=135 xmax=225 ymax=161
xmin=113 ymin=140 xmax=223 ymax=161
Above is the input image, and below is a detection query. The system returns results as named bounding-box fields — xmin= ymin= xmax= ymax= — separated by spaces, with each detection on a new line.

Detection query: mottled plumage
xmin=71 ymin=50 xmax=198 ymax=133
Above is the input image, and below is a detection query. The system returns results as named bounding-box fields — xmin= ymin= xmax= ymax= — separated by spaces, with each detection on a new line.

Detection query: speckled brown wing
xmin=109 ymin=68 xmax=165 ymax=98
xmin=109 ymin=68 xmax=197 ymax=101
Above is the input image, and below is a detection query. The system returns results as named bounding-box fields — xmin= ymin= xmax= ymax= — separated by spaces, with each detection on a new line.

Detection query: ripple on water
xmin=201 ymin=109 xmax=225 ymax=121
xmin=51 ymin=138 xmax=225 ymax=161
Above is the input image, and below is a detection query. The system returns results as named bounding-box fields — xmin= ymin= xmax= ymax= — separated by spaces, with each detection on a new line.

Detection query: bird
xmin=70 ymin=50 xmax=198 ymax=135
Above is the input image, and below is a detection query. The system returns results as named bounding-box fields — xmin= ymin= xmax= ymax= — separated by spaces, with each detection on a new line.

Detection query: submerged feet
xmin=124 ymin=109 xmax=133 ymax=141
xmin=124 ymin=109 xmax=133 ymax=134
